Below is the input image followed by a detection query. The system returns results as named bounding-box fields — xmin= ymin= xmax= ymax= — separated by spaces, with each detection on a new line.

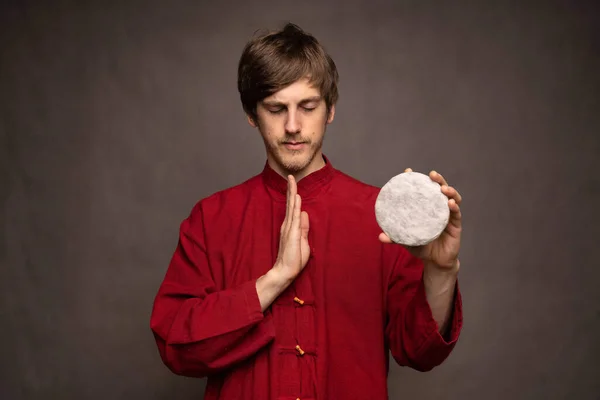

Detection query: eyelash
xmin=269 ymin=107 xmax=316 ymax=115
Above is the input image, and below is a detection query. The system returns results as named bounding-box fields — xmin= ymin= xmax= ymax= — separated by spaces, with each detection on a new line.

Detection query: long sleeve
xmin=149 ymin=202 xmax=276 ymax=378
xmin=384 ymin=247 xmax=463 ymax=372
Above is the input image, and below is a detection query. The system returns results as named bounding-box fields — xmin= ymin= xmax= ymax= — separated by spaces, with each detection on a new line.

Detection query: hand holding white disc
xmin=375 ymin=171 xmax=450 ymax=247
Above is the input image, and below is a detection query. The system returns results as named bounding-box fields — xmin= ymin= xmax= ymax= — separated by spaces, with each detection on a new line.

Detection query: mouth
xmin=283 ymin=142 xmax=307 ymax=150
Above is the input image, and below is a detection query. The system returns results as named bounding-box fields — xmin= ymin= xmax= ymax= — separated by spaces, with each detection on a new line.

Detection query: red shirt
xmin=150 ymin=156 xmax=463 ymax=400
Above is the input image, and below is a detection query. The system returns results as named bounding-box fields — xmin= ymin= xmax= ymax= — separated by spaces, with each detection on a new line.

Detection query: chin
xmin=277 ymin=149 xmax=314 ymax=173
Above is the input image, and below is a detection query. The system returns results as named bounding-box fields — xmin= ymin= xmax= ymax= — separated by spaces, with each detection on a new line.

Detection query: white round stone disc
xmin=375 ymin=171 xmax=450 ymax=246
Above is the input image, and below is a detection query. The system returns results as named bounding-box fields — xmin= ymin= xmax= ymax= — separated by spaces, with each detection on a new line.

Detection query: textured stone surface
xmin=375 ymin=171 xmax=450 ymax=246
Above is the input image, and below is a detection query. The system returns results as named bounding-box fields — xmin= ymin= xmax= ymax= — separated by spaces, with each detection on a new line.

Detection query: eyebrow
xmin=262 ymin=96 xmax=322 ymax=107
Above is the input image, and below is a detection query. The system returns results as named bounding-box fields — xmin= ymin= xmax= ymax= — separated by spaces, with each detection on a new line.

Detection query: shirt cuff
xmin=413 ymin=276 xmax=463 ymax=353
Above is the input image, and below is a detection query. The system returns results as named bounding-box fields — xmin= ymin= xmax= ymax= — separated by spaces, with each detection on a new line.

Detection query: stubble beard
xmin=271 ymin=138 xmax=323 ymax=174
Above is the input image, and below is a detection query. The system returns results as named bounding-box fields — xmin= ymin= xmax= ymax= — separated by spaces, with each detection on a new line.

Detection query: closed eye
xmin=268 ymin=107 xmax=315 ymax=115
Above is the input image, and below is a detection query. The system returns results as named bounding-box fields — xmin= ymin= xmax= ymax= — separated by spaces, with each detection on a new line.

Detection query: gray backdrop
xmin=1 ymin=1 xmax=599 ymax=399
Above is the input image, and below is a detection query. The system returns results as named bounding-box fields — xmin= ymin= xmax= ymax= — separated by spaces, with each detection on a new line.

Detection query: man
xmin=150 ymin=22 xmax=463 ymax=400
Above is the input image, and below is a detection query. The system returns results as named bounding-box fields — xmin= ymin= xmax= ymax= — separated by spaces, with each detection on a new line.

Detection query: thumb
xmin=300 ymin=211 xmax=309 ymax=238
xmin=378 ymin=232 xmax=393 ymax=243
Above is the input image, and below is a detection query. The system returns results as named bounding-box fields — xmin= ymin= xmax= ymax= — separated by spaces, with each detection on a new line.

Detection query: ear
xmin=246 ymin=114 xmax=258 ymax=128
xmin=326 ymin=104 xmax=336 ymax=124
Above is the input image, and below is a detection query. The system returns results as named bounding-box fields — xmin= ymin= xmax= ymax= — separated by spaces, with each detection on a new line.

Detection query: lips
xmin=283 ymin=142 xmax=306 ymax=150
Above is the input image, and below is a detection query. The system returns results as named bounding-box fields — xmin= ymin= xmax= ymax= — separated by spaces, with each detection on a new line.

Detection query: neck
xmin=267 ymin=151 xmax=326 ymax=182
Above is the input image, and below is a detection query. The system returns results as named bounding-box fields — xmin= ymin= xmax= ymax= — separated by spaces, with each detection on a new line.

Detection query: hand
xmin=379 ymin=168 xmax=462 ymax=270
xmin=272 ymin=175 xmax=311 ymax=282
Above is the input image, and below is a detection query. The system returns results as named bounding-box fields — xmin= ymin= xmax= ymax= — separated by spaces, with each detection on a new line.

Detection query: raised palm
xmin=275 ymin=175 xmax=311 ymax=280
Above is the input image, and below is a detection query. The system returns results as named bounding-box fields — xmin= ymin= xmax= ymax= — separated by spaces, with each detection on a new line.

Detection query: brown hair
xmin=237 ymin=22 xmax=339 ymax=121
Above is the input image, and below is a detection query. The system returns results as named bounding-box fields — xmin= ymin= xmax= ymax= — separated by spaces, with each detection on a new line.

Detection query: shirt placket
xmin=292 ymin=239 xmax=317 ymax=400
xmin=272 ymin=200 xmax=318 ymax=400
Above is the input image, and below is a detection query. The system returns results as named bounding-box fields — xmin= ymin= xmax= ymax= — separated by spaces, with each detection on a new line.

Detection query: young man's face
xmin=248 ymin=77 xmax=335 ymax=177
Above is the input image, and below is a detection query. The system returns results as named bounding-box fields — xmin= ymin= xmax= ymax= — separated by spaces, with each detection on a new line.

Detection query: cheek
xmin=309 ymin=115 xmax=328 ymax=133
xmin=314 ymin=110 xmax=330 ymax=126
xmin=257 ymin=117 xmax=281 ymax=136
xmin=266 ymin=128 xmax=279 ymax=140
xmin=256 ymin=121 xmax=275 ymax=139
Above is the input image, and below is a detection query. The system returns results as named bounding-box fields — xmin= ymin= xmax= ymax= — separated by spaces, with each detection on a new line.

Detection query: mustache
xmin=279 ymin=137 xmax=311 ymax=144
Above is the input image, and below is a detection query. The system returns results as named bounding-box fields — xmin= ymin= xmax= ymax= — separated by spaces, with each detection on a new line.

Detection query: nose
xmin=284 ymin=109 xmax=301 ymax=134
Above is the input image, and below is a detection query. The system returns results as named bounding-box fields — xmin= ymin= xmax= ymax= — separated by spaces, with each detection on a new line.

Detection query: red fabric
xmin=150 ymin=156 xmax=463 ymax=399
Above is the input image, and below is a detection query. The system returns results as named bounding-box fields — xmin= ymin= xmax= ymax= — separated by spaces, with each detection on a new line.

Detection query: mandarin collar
xmin=262 ymin=154 xmax=334 ymax=202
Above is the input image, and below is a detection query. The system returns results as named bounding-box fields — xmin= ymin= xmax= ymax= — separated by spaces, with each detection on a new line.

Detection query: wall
xmin=1 ymin=1 xmax=599 ymax=399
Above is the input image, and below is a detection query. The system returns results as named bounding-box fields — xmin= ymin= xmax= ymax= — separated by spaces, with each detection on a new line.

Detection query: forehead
xmin=263 ymin=78 xmax=321 ymax=104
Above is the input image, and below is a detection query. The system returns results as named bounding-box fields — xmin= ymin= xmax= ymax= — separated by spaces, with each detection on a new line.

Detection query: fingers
xmin=284 ymin=175 xmax=291 ymax=220
xmin=431 ymin=170 xmax=462 ymax=233
xmin=427 ymin=170 xmax=462 ymax=206
xmin=300 ymin=210 xmax=310 ymax=238
xmin=283 ymin=175 xmax=305 ymax=239
xmin=429 ymin=170 xmax=448 ymax=186
xmin=405 ymin=168 xmax=448 ymax=187
xmin=441 ymin=185 xmax=462 ymax=205
xmin=405 ymin=167 xmax=463 ymax=232
xmin=283 ymin=175 xmax=297 ymax=232
xmin=292 ymin=194 xmax=301 ymax=233
xmin=447 ymin=199 xmax=462 ymax=230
